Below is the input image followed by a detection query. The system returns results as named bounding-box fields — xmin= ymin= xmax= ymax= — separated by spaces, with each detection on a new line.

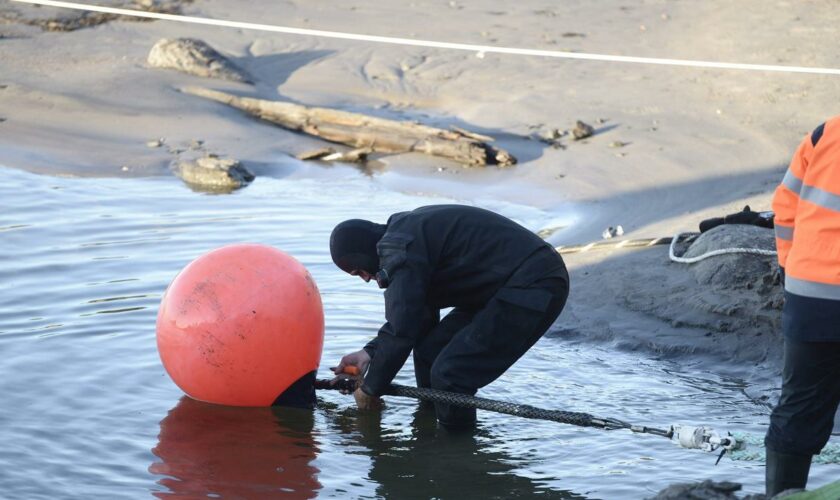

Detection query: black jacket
xmin=361 ymin=205 xmax=565 ymax=396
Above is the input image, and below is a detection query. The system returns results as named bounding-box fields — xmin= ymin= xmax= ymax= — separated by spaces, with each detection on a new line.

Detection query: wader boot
xmin=435 ymin=404 xmax=477 ymax=431
xmin=765 ymin=449 xmax=811 ymax=497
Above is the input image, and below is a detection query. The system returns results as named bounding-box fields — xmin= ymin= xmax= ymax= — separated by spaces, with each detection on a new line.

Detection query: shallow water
xmin=0 ymin=164 xmax=835 ymax=499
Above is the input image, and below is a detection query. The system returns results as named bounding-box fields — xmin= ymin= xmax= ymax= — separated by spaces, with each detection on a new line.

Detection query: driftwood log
xmin=181 ymin=86 xmax=516 ymax=167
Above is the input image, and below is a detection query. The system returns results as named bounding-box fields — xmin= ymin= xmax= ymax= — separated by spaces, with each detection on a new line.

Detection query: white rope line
xmin=554 ymin=233 xmax=776 ymax=260
xmin=12 ymin=0 xmax=840 ymax=76
xmin=668 ymin=231 xmax=776 ymax=264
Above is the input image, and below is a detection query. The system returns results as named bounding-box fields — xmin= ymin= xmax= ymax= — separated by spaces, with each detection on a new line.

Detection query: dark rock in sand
xmin=650 ymin=478 xmax=817 ymax=499
xmin=173 ymin=156 xmax=254 ymax=192
xmin=5 ymin=0 xmax=192 ymax=32
xmin=148 ymin=38 xmax=252 ymax=83
xmin=572 ymin=120 xmax=594 ymax=140
xmin=649 ymin=480 xmax=770 ymax=499
xmin=649 ymin=480 xmax=745 ymax=499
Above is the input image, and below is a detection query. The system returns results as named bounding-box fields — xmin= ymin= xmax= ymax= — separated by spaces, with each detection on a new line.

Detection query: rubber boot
xmin=765 ymin=449 xmax=812 ymax=497
xmin=435 ymin=402 xmax=476 ymax=432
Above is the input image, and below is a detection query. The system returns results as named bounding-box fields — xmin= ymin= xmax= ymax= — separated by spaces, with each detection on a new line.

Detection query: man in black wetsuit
xmin=329 ymin=205 xmax=569 ymax=428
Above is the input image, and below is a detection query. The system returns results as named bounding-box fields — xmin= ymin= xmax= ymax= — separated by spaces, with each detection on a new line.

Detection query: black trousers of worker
xmin=412 ymin=251 xmax=569 ymax=427
xmin=765 ymin=339 xmax=840 ymax=456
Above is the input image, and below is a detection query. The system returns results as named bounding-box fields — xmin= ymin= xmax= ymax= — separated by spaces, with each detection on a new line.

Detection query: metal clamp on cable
xmin=671 ymin=425 xmax=741 ymax=464
xmin=590 ymin=417 xmax=630 ymax=430
xmin=629 ymin=425 xmax=673 ymax=438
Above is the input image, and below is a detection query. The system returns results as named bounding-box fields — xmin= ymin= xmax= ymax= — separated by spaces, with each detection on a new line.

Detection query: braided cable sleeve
xmin=386 ymin=384 xmax=601 ymax=429
xmin=316 ymin=381 xmax=655 ymax=432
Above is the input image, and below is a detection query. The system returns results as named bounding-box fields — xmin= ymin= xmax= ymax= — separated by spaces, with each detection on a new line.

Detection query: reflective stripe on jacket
xmin=772 ymin=118 xmax=840 ymax=301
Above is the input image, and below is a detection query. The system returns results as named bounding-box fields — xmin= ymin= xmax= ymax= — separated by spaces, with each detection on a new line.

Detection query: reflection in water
xmin=330 ymin=406 xmax=585 ymax=499
xmin=150 ymin=397 xmax=321 ymax=498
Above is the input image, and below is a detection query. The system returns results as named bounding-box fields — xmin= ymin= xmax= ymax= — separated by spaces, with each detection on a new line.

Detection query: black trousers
xmin=765 ymin=339 xmax=840 ymax=456
xmin=413 ymin=258 xmax=569 ymax=427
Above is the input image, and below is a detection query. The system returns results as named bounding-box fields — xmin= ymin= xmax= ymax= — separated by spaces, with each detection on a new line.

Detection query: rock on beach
xmin=147 ymin=38 xmax=252 ymax=83
xmin=173 ymin=156 xmax=254 ymax=191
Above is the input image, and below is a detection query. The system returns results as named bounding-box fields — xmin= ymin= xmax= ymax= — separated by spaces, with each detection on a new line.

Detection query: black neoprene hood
xmin=329 ymin=219 xmax=385 ymax=274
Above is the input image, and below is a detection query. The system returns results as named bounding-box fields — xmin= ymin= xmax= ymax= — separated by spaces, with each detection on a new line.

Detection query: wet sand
xmin=2 ymin=0 xmax=839 ymax=429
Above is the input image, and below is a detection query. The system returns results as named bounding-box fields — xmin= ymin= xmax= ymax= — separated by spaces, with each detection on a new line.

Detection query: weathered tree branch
xmin=181 ymin=86 xmax=516 ymax=167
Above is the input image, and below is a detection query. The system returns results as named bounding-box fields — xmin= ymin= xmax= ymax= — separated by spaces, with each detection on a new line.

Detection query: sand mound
xmin=684 ymin=225 xmax=779 ymax=295
xmin=559 ymin=225 xmax=784 ymax=367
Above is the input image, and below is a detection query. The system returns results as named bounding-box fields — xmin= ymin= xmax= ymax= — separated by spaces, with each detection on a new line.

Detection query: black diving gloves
xmin=699 ymin=205 xmax=775 ymax=233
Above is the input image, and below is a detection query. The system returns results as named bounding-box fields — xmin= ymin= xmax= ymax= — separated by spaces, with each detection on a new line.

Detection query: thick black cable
xmin=315 ymin=379 xmax=670 ymax=436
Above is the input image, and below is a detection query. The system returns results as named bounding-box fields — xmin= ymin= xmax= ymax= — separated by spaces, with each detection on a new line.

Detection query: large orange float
xmin=156 ymin=244 xmax=324 ymax=406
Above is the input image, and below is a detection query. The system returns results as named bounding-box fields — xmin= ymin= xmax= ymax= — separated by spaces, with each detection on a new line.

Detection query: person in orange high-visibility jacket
xmin=764 ymin=118 xmax=840 ymax=496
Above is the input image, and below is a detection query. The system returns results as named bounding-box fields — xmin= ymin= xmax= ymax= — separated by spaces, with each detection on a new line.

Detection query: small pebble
xmin=146 ymin=138 xmax=164 ymax=148
xmin=572 ymin=120 xmax=595 ymax=140
xmin=608 ymin=141 xmax=627 ymax=148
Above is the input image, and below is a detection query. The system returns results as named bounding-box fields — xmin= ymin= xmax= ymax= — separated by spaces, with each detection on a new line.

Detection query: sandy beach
xmin=2 ymin=0 xmax=840 ymax=495
xmin=4 ymin=0 xmax=840 ymax=228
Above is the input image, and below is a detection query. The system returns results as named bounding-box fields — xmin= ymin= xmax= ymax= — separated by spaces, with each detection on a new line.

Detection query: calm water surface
xmin=0 ymin=165 xmax=835 ymax=498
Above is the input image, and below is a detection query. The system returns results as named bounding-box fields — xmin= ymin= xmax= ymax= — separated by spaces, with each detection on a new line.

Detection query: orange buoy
xmin=156 ymin=244 xmax=324 ymax=406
